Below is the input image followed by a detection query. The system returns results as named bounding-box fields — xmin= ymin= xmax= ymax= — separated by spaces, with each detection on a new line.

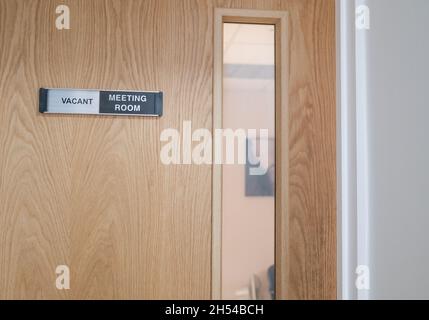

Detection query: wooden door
xmin=0 ymin=0 xmax=336 ymax=299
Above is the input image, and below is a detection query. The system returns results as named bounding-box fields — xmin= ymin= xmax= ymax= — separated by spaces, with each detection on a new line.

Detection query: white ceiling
xmin=224 ymin=23 xmax=275 ymax=66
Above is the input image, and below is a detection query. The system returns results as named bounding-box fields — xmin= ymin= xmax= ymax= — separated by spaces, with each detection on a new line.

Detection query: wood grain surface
xmin=0 ymin=0 xmax=336 ymax=299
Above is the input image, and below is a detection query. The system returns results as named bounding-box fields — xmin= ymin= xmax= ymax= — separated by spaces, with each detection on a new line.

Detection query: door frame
xmin=212 ymin=8 xmax=289 ymax=300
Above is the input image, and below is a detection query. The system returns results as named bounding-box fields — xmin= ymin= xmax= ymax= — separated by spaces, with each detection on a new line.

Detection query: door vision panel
xmin=0 ymin=0 xmax=336 ymax=299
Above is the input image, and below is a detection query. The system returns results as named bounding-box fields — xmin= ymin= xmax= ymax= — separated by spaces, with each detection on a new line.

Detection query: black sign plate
xmin=39 ymin=88 xmax=163 ymax=117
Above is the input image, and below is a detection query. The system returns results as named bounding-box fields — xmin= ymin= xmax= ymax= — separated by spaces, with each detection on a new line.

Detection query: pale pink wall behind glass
xmin=221 ymin=23 xmax=275 ymax=300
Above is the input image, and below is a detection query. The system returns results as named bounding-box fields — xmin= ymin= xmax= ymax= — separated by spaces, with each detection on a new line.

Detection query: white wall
xmin=338 ymin=0 xmax=429 ymax=299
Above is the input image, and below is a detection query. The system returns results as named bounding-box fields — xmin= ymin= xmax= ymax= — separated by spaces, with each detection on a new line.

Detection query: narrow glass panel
xmin=222 ymin=23 xmax=275 ymax=300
